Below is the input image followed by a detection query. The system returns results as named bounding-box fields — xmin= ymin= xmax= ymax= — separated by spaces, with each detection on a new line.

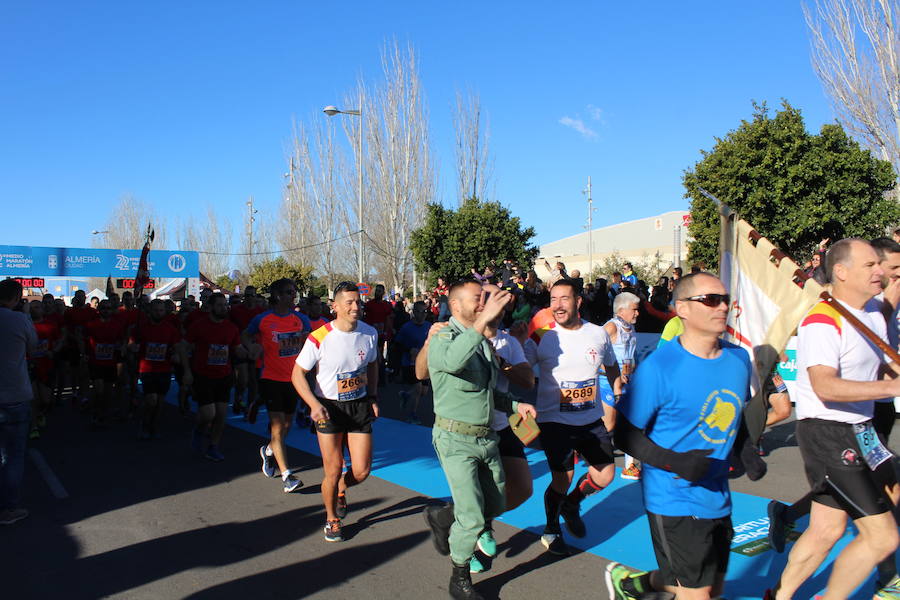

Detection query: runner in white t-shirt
xmin=528 ymin=278 xmax=620 ymax=556
xmin=768 ymin=239 xmax=900 ymax=600
xmin=292 ymin=282 xmax=378 ymax=543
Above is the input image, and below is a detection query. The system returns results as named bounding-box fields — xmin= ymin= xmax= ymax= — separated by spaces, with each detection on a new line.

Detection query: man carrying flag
xmin=133 ymin=224 xmax=154 ymax=301
xmin=767 ymin=239 xmax=900 ymax=600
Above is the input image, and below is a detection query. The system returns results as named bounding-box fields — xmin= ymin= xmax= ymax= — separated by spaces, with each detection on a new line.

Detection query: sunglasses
xmin=682 ymin=293 xmax=731 ymax=307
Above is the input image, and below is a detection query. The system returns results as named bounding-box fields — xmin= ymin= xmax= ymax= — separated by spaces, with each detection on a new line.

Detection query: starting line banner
xmin=0 ymin=245 xmax=199 ymax=279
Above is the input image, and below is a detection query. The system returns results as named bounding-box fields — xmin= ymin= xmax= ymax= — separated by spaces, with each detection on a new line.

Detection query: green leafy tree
xmin=590 ymin=250 xmax=668 ymax=286
xmin=683 ymin=101 xmax=898 ymax=269
xmin=410 ymin=197 xmax=539 ymax=284
xmin=248 ymin=257 xmax=314 ymax=295
xmin=213 ymin=274 xmax=237 ymax=292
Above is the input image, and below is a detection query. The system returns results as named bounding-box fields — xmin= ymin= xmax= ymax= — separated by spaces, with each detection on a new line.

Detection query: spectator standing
xmin=0 ymin=279 xmax=37 ymax=525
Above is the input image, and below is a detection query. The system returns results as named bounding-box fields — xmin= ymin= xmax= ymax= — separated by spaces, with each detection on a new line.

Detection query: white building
xmin=536 ymin=210 xmax=691 ymax=279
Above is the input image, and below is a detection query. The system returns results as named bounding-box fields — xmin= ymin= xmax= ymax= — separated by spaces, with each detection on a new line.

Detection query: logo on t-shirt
xmin=584 ymin=347 xmax=600 ymax=366
xmin=697 ymin=389 xmax=740 ymax=444
xmin=357 ymin=350 xmax=366 ymax=362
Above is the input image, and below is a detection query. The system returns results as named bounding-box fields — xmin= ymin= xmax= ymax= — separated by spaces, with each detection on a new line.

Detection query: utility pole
xmin=246 ymin=196 xmax=257 ymax=267
xmin=583 ymin=176 xmax=595 ymax=277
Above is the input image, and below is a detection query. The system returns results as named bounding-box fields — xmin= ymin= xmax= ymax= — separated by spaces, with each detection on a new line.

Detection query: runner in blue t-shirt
xmin=393 ymin=301 xmax=431 ymax=423
xmin=606 ymin=272 xmax=752 ymax=600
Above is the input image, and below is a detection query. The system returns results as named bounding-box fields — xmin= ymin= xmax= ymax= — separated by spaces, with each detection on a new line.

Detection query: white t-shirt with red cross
xmin=532 ymin=320 xmax=617 ymax=426
xmin=296 ymin=321 xmax=378 ymax=401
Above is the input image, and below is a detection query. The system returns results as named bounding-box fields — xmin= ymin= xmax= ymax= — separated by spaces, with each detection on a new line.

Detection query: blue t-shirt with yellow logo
xmin=619 ymin=336 xmax=751 ymax=518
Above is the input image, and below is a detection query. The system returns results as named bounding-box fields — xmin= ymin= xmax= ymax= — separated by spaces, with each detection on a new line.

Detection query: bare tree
xmin=804 ymin=0 xmax=900 ymax=179
xmin=453 ymin=89 xmax=494 ymax=204
xmin=281 ymin=118 xmax=356 ymax=291
xmin=342 ymin=40 xmax=435 ymax=292
xmin=178 ymin=206 xmax=233 ymax=277
xmin=94 ymin=195 xmax=168 ymax=249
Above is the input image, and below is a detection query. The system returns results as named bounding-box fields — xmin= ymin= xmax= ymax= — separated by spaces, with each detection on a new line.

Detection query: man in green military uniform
xmin=422 ymin=279 xmax=536 ymax=600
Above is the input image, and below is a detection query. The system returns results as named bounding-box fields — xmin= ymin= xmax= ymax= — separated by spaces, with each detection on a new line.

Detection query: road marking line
xmin=28 ymin=448 xmax=69 ymax=499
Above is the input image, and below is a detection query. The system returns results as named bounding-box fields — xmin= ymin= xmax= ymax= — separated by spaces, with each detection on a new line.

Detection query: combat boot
xmin=450 ymin=561 xmax=484 ymax=600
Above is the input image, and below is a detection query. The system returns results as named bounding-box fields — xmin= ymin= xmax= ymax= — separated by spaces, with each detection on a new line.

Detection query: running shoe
xmin=0 ymin=508 xmax=29 ymax=526
xmin=766 ymin=500 xmax=789 ymax=553
xmin=205 ymin=445 xmax=225 ymax=462
xmin=246 ymin=400 xmax=261 ymax=424
xmin=29 ymin=427 xmax=40 ymax=440
xmin=559 ymin=500 xmax=586 ymax=538
xmin=875 ymin=575 xmax=900 ymax=599
xmin=324 ymin=519 xmax=343 ymax=542
xmin=260 ymin=445 xmax=277 ymax=478
xmin=283 ymin=474 xmax=303 ymax=493
xmin=469 ymin=552 xmax=487 ymax=574
xmin=336 ymin=492 xmax=348 ymax=519
xmin=605 ymin=562 xmax=643 ymax=600
xmin=540 ymin=533 xmax=569 ymax=556
xmin=232 ymin=400 xmax=244 ymax=415
xmin=476 ymin=529 xmax=497 ymax=557
xmin=620 ymin=464 xmax=641 ymax=481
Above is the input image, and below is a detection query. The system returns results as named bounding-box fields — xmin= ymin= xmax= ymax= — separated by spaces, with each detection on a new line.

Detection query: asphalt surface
xmin=3 ymin=380 xmax=893 ymax=600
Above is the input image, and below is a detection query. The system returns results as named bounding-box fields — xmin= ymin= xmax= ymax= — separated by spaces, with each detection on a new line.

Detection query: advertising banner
xmin=0 ymin=245 xmax=199 ymax=278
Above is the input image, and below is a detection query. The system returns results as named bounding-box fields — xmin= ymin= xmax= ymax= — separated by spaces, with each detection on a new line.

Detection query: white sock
xmin=265 ymin=445 xmax=273 ymax=456
xmin=282 ymin=470 xmax=292 ymax=481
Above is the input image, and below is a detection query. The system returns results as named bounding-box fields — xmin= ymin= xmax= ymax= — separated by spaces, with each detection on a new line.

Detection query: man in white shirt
xmin=293 ymin=282 xmax=379 ymax=543
xmin=529 ymin=278 xmax=620 ymax=555
xmin=768 ymin=239 xmax=900 ymax=600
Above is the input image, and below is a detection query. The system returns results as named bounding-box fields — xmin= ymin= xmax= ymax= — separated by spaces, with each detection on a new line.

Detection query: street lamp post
xmin=323 ymin=97 xmax=364 ymax=285
xmin=91 ymin=229 xmax=110 ymax=248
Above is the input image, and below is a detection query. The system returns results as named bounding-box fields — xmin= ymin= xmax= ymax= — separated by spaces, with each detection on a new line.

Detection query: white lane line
xmin=28 ymin=448 xmax=69 ymax=499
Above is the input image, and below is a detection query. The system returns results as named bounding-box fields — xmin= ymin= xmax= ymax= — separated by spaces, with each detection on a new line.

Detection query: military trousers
xmin=432 ymin=427 xmax=506 ymax=565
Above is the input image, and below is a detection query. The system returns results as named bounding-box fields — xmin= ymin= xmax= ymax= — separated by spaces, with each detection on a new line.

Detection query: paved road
xmin=3 ymin=380 xmax=888 ymax=599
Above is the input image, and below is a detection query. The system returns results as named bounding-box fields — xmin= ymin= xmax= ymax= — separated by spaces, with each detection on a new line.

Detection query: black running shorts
xmin=315 ymin=398 xmax=374 ymax=434
xmin=797 ymin=418 xmax=893 ymax=520
xmin=89 ymin=364 xmax=118 ymax=383
xmin=259 ymin=379 xmax=300 ymax=414
xmin=538 ymin=418 xmax=614 ymax=472
xmin=647 ymin=511 xmax=732 ymax=589
xmin=497 ymin=425 xmax=526 ymax=459
xmin=873 ymin=402 xmax=896 ymax=444
xmin=140 ymin=372 xmax=172 ymax=395
xmin=193 ymin=373 xmax=233 ymax=406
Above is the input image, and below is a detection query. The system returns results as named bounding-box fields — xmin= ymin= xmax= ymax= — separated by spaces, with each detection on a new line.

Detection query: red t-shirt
xmin=364 ymin=299 xmax=393 ymax=338
xmin=84 ymin=318 xmax=126 ymax=366
xmin=185 ymin=309 xmax=210 ymax=332
xmin=187 ymin=317 xmax=241 ymax=379
xmin=64 ymin=305 xmax=98 ymax=338
xmin=309 ymin=316 xmax=331 ymax=331
xmin=133 ymin=320 xmax=182 ymax=373
xmin=229 ymin=303 xmax=260 ymax=332
xmin=31 ymin=320 xmax=61 ymax=362
xmin=247 ymin=310 xmax=310 ymax=382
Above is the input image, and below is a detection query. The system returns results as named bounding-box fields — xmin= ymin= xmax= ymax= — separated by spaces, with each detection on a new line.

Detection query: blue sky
xmin=1 ymin=1 xmax=836 ymax=264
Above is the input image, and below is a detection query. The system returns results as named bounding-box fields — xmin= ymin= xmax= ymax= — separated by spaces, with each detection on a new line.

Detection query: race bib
xmin=207 ymin=344 xmax=229 ymax=366
xmin=337 ymin=367 xmax=368 ymax=401
xmin=145 ymin=342 xmax=168 ymax=362
xmin=33 ymin=339 xmax=50 ymax=359
xmin=95 ymin=343 xmax=115 ymax=362
xmin=854 ymin=421 xmax=893 ymax=470
xmin=559 ymin=379 xmax=597 ymax=412
xmin=275 ymin=330 xmax=302 ymax=357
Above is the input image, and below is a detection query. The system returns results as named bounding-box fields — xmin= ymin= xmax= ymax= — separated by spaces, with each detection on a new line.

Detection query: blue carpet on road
xmin=173 ymin=394 xmax=877 ymax=600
